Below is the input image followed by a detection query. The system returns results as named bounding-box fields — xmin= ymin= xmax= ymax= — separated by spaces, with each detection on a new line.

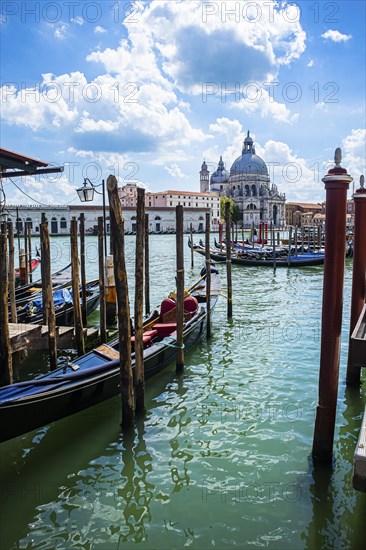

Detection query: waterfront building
xmin=4 ymin=203 xmax=214 ymax=235
xmin=201 ymin=131 xmax=286 ymax=227
xmin=285 ymin=202 xmax=323 ymax=226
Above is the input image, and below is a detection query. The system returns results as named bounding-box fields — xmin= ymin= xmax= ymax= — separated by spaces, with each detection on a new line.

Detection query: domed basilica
xmin=200 ymin=131 xmax=286 ymax=227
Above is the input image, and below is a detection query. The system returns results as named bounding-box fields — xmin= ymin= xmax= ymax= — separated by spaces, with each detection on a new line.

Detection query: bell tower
xmin=200 ymin=159 xmax=209 ymax=192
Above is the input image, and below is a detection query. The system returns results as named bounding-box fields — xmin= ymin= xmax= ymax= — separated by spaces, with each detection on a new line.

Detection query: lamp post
xmin=76 ymin=178 xmax=107 ymax=252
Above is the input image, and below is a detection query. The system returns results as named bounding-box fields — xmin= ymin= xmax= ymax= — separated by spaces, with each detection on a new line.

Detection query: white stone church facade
xmin=200 ymin=132 xmax=286 ymax=227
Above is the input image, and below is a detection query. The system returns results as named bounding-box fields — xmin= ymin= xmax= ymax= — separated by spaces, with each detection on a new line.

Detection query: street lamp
xmin=76 ymin=178 xmax=107 ymax=252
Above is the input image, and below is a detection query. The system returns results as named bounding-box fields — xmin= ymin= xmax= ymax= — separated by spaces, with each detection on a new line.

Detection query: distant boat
xmin=0 ymin=268 xmax=220 ymax=443
xmin=189 ymin=238 xmax=325 ymax=267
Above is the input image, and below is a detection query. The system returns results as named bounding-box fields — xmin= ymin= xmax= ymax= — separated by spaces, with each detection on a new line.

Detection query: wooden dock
xmin=9 ymin=323 xmax=99 ymax=363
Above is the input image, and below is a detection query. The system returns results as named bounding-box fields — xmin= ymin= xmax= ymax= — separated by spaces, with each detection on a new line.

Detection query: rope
xmin=154 ymin=337 xmax=185 ymax=350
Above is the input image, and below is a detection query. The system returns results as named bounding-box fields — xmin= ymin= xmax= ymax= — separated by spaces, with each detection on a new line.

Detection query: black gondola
xmin=0 ymin=270 xmax=220 ymax=443
xmin=13 ymin=262 xmax=72 ymax=305
xmin=15 ymin=279 xmax=100 ymax=325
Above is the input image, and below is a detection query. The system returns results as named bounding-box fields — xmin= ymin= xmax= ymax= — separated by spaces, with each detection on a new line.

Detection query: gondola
xmin=12 ymin=262 xmax=73 ymax=305
xmin=15 ymin=279 xmax=100 ymax=325
xmin=0 ymin=268 xmax=220 ymax=443
xmin=14 ymin=256 xmax=41 ymax=285
xmin=188 ymin=239 xmax=325 ymax=267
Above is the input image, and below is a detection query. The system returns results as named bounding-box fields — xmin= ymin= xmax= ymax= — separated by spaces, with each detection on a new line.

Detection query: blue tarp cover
xmin=27 ymin=288 xmax=73 ymax=314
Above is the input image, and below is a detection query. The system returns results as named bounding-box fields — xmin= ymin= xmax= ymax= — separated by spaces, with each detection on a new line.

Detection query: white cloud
xmin=342 ymin=129 xmax=366 ymax=182
xmin=54 ymin=24 xmax=68 ymax=40
xmin=307 ymin=60 xmax=314 ymax=67
xmin=321 ymin=29 xmax=352 ymax=42
xmin=71 ymin=16 xmax=84 ymax=25
xmin=165 ymin=163 xmax=187 ymax=178
xmin=5 ymin=174 xmax=78 ymax=206
xmin=94 ymin=25 xmax=107 ymax=34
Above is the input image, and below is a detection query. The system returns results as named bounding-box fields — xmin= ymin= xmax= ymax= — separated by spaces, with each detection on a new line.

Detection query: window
xmin=26 ymin=217 xmax=33 ymax=229
xmin=131 ymin=216 xmax=136 ymax=220
xmin=183 ymin=202 xmax=186 ymax=206
xmin=154 ymin=216 xmax=161 ymax=220
xmin=60 ymin=217 xmax=67 ymax=229
xmin=170 ymin=202 xmax=172 ymax=206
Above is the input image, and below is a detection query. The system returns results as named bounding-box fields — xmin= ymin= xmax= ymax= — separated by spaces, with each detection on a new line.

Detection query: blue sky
xmin=1 ymin=0 xmax=365 ymax=206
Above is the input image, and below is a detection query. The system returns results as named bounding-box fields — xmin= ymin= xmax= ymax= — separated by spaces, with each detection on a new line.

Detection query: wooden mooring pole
xmin=190 ymin=223 xmax=194 ymax=268
xmin=7 ymin=221 xmax=17 ymax=322
xmin=312 ymin=148 xmax=352 ymax=462
xmin=144 ymin=213 xmax=150 ymax=316
xmin=107 ymin=175 xmax=134 ymax=429
xmin=70 ymin=218 xmax=85 ymax=356
xmin=225 ymin=202 xmax=233 ymax=318
xmin=40 ymin=222 xmax=57 ymax=369
xmin=271 ymin=222 xmax=276 ymax=274
xmin=176 ymin=205 xmax=185 ymax=373
xmin=24 ymin=221 xmax=29 ymax=285
xmin=79 ymin=213 xmax=87 ymax=325
xmin=0 ymin=223 xmax=12 ymax=386
xmin=98 ymin=217 xmax=107 ymax=343
xmin=135 ymin=188 xmax=145 ymax=414
xmin=205 ymin=212 xmax=211 ymax=339
xmin=27 ymin=222 xmax=33 ymax=283
xmin=346 ymin=175 xmax=366 ymax=386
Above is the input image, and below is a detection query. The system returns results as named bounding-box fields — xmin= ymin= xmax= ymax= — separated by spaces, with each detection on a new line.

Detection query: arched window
xmin=251 ymin=185 xmax=257 ymax=197
xmin=198 ymin=216 xmax=204 ymax=220
xmin=245 ymin=185 xmax=250 ymax=197
xmin=60 ymin=217 xmax=67 ymax=229
xmin=131 ymin=216 xmax=136 ymax=221
xmin=154 ymin=216 xmax=161 ymax=220
xmin=16 ymin=218 xmax=23 ymax=233
xmin=26 ymin=217 xmax=33 ymax=229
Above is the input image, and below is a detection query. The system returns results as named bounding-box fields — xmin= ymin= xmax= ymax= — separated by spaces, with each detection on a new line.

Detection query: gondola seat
xmin=160 ymin=298 xmax=176 ymax=322
xmin=131 ymin=329 xmax=158 ymax=346
xmin=152 ymin=323 xmax=177 ymax=337
xmin=183 ymin=296 xmax=199 ymax=320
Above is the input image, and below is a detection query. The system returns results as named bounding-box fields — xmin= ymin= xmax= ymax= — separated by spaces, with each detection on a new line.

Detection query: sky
xmin=1 ymin=0 xmax=365 ymax=206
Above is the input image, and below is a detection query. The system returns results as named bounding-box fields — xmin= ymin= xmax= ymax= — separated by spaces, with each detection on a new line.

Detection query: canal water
xmin=1 ymin=235 xmax=365 ymax=549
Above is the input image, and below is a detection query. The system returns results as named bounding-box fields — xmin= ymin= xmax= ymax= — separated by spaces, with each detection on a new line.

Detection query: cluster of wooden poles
xmin=106 ymin=175 xmax=214 ymax=427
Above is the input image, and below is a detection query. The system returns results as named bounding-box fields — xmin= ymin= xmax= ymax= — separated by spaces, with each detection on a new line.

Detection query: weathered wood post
xmin=105 ymin=256 xmax=117 ymax=325
xmin=301 ymin=225 xmax=305 ymax=254
xmin=294 ymin=226 xmax=298 ymax=256
xmin=107 ymin=174 xmax=134 ymax=429
xmin=144 ymin=213 xmax=150 ymax=315
xmin=271 ymin=222 xmax=276 ymax=273
xmin=176 ymin=205 xmax=185 ymax=373
xmin=225 ymin=202 xmax=233 ymax=318
xmin=19 ymin=248 xmax=26 ymax=286
xmin=134 ymin=188 xmax=145 ymax=414
xmin=27 ymin=222 xmax=33 ymax=283
xmin=346 ymin=175 xmax=366 ymax=385
xmin=205 ymin=212 xmax=211 ymax=339
xmin=7 ymin=221 xmax=17 ymax=322
xmin=287 ymin=226 xmax=292 ymax=267
xmin=312 ymin=148 xmax=352 ymax=462
xmin=40 ymin=222 xmax=57 ymax=369
xmin=24 ymin=221 xmax=29 ymax=285
xmin=98 ymin=217 xmax=107 ymax=343
xmin=79 ymin=213 xmax=87 ymax=325
xmin=16 ymin=207 xmax=21 ymax=252
xmin=70 ymin=217 xmax=85 ymax=356
xmin=190 ymin=223 xmax=194 ymax=268
xmin=219 ymin=221 xmax=223 ymax=253
xmin=0 ymin=223 xmax=12 ymax=386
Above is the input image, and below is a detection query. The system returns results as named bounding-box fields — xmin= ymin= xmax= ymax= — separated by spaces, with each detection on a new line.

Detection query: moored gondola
xmin=0 ymin=269 xmax=220 ymax=443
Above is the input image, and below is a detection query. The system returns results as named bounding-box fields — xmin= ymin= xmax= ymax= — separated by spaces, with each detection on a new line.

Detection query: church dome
xmin=230 ymin=131 xmax=268 ymax=176
xmin=210 ymin=156 xmax=230 ymax=185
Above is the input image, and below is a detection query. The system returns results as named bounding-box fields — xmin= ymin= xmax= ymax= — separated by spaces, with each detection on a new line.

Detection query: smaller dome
xmin=210 ymin=156 xmax=229 ymax=186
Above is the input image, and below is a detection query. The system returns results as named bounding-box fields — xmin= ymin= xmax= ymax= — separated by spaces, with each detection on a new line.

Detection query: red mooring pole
xmin=346 ymin=175 xmax=366 ymax=385
xmin=312 ymin=148 xmax=353 ymax=462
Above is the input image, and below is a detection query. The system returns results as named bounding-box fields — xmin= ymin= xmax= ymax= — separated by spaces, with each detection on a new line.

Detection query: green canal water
xmin=1 ymin=235 xmax=365 ymax=549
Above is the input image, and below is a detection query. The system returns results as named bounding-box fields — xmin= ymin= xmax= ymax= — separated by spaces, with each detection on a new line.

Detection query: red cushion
xmin=160 ymin=298 xmax=176 ymax=317
xmin=183 ymin=296 xmax=199 ymax=313
xmin=153 ymin=323 xmax=177 ymax=337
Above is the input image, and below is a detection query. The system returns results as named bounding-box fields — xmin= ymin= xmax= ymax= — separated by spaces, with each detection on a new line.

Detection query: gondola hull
xmin=192 ymin=248 xmax=325 ymax=267
xmin=0 ymin=276 xmax=219 ymax=443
